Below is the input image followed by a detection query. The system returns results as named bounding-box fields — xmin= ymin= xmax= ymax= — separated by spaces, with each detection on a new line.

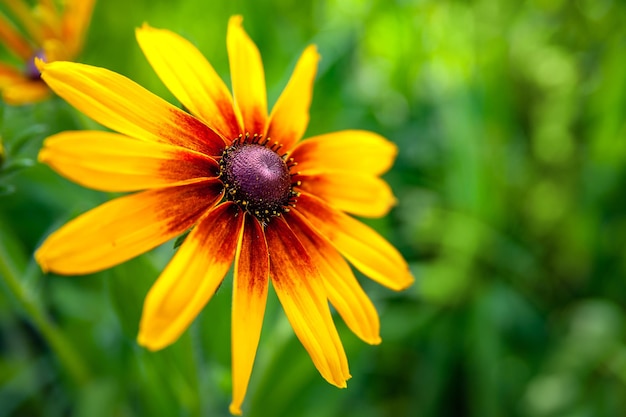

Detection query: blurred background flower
xmin=2 ymin=0 xmax=626 ymax=416
xmin=0 ymin=0 xmax=95 ymax=104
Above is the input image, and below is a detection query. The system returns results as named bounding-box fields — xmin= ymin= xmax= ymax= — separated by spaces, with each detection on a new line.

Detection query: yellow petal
xmin=227 ymin=15 xmax=267 ymax=134
xmin=230 ymin=214 xmax=269 ymax=416
xmin=295 ymin=171 xmax=396 ymax=218
xmin=39 ymin=61 xmax=226 ymax=156
xmin=266 ymin=45 xmax=319 ymax=152
xmin=35 ymin=179 xmax=224 ymax=275
xmin=2 ymin=79 xmax=50 ymax=105
xmin=138 ymin=203 xmax=243 ymax=351
xmin=265 ymin=217 xmax=351 ymax=387
xmin=295 ymin=193 xmax=414 ymax=291
xmin=289 ymin=130 xmax=397 ymax=176
xmin=60 ymin=0 xmax=95 ymax=58
xmin=136 ymin=24 xmax=242 ymax=140
xmin=0 ymin=11 xmax=34 ymax=60
xmin=286 ymin=210 xmax=381 ymax=345
xmin=39 ymin=130 xmax=218 ymax=192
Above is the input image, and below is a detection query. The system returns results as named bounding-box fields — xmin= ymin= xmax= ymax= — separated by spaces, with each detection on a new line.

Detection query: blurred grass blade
xmin=0 ymin=214 xmax=90 ymax=385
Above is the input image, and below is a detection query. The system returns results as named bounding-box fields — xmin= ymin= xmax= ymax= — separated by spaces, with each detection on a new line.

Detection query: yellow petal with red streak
xmin=39 ymin=60 xmax=226 ymax=156
xmin=230 ymin=214 xmax=269 ymax=415
xmin=138 ymin=203 xmax=243 ymax=350
xmin=137 ymin=24 xmax=241 ymax=139
xmin=39 ymin=130 xmax=218 ymax=192
xmin=265 ymin=217 xmax=351 ymax=387
xmin=286 ymin=210 xmax=381 ymax=344
xmin=295 ymin=193 xmax=414 ymax=291
xmin=35 ymin=179 xmax=223 ymax=275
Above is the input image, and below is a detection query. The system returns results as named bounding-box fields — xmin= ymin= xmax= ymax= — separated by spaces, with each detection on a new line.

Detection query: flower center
xmin=220 ymin=134 xmax=299 ymax=224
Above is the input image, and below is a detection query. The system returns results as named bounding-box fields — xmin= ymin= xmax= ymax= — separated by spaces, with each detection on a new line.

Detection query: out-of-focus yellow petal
xmin=39 ymin=130 xmax=219 ymax=192
xmin=295 ymin=171 xmax=396 ymax=218
xmin=286 ymin=210 xmax=381 ymax=345
xmin=289 ymin=130 xmax=397 ymax=176
xmin=230 ymin=214 xmax=269 ymax=416
xmin=35 ymin=179 xmax=224 ymax=275
xmin=38 ymin=0 xmax=59 ymax=14
xmin=227 ymin=15 xmax=267 ymax=135
xmin=136 ymin=24 xmax=241 ymax=140
xmin=0 ymin=63 xmax=26 ymax=87
xmin=39 ymin=61 xmax=226 ymax=156
xmin=265 ymin=217 xmax=351 ymax=387
xmin=41 ymin=37 xmax=68 ymax=62
xmin=295 ymin=193 xmax=414 ymax=291
xmin=35 ymin=0 xmax=62 ymax=40
xmin=2 ymin=0 xmax=43 ymax=44
xmin=60 ymin=0 xmax=95 ymax=58
xmin=0 ymin=11 xmax=34 ymax=60
xmin=138 ymin=203 xmax=244 ymax=351
xmin=2 ymin=79 xmax=50 ymax=105
xmin=265 ymin=45 xmax=319 ymax=152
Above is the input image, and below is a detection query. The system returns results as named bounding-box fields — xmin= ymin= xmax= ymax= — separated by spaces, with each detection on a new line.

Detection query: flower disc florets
xmin=220 ymin=133 xmax=300 ymax=224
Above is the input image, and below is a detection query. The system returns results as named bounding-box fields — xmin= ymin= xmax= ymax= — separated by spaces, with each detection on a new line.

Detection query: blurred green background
xmin=2 ymin=0 xmax=626 ymax=416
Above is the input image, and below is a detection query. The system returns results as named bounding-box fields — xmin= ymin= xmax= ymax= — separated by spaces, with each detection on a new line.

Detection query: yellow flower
xmin=35 ymin=16 xmax=414 ymax=415
xmin=0 ymin=0 xmax=95 ymax=104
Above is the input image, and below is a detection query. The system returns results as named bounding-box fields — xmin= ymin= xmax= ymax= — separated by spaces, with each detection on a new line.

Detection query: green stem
xmin=0 ymin=221 xmax=90 ymax=385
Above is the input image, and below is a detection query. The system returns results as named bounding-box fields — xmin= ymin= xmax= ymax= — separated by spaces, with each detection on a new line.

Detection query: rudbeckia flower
xmin=0 ymin=0 xmax=95 ymax=104
xmin=35 ymin=16 xmax=414 ymax=414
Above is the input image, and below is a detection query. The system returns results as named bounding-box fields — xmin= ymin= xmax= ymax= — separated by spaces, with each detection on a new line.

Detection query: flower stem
xmin=0 ymin=217 xmax=90 ymax=385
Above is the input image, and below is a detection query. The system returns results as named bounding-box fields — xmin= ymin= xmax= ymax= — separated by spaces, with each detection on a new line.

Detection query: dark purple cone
xmin=221 ymin=144 xmax=291 ymax=219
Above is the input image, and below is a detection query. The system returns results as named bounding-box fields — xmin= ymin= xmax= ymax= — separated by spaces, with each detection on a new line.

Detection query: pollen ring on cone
xmin=219 ymin=133 xmax=300 ymax=224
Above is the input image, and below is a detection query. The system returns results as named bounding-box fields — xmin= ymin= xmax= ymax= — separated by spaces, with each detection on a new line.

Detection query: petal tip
xmin=368 ymin=336 xmax=382 ymax=345
xmin=328 ymin=371 xmax=351 ymax=389
xmin=136 ymin=331 xmax=163 ymax=351
xmin=229 ymin=15 xmax=244 ymax=27
xmin=36 ymin=149 xmax=47 ymax=163
xmin=305 ymin=44 xmax=321 ymax=60
xmin=136 ymin=22 xmax=156 ymax=37
xmin=34 ymin=248 xmax=50 ymax=274
xmin=228 ymin=403 xmax=243 ymax=416
xmin=396 ymin=273 xmax=415 ymax=291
